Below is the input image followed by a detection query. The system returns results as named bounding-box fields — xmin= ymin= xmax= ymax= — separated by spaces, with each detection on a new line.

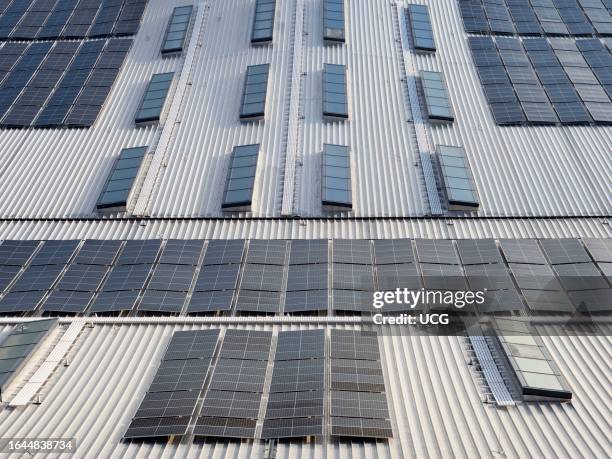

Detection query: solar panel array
xmin=0 ymin=0 xmax=147 ymax=40
xmin=124 ymin=329 xmax=219 ymax=438
xmin=194 ymin=329 xmax=272 ymax=438
xmin=0 ymin=318 xmax=57 ymax=395
xmin=462 ymin=0 xmax=612 ymax=126
xmin=0 ymin=238 xmax=609 ymax=317
xmin=329 ymin=330 xmax=392 ymax=438
xmin=0 ymin=37 xmax=132 ymax=128
xmin=262 ymin=329 xmax=325 ymax=438
xmin=458 ymin=0 xmax=612 ymax=37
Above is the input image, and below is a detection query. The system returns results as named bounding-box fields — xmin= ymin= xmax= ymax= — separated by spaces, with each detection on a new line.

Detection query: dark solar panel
xmin=116 ymin=240 xmax=161 ymax=265
xmin=583 ymin=238 xmax=612 ymax=262
xmin=55 ymin=264 xmax=107 ymax=292
xmin=269 ymin=359 xmax=325 ymax=392
xmin=332 ymin=240 xmax=372 ymax=264
xmin=194 ymin=264 xmax=240 ymax=291
xmin=330 ymin=330 xmax=381 ymax=361
xmin=275 ymin=329 xmax=325 ymax=360
xmin=193 ymin=417 xmax=257 ymax=438
xmin=373 ymin=239 xmax=414 ymax=265
xmin=376 ymin=263 xmax=419 ymax=291
xmin=9 ymin=264 xmax=64 ymax=292
xmin=218 ymin=329 xmax=272 ymax=360
xmin=147 ymin=264 xmax=195 ymax=292
xmin=332 ymin=263 xmax=374 ymax=291
xmin=415 ymin=240 xmax=459 ymax=264
xmin=0 ymin=291 xmax=46 ymax=313
xmin=0 ymin=265 xmax=20 ymax=293
xmin=332 ymin=289 xmax=372 ymax=312
xmin=500 ymin=239 xmax=547 ymax=264
xmin=540 ymin=239 xmax=591 ymax=264
xmin=201 ymin=390 xmax=262 ymax=418
xmin=208 ymin=359 xmax=267 ymax=392
xmin=235 ymin=290 xmax=281 ymax=313
xmin=240 ymin=264 xmax=284 ymax=291
xmin=138 ymin=291 xmax=186 ymax=313
xmin=0 ymin=240 xmax=39 ymax=266
xmin=41 ymin=290 xmax=94 ymax=313
xmin=509 ymin=263 xmax=562 ymax=291
xmin=330 ymin=416 xmax=392 ymax=438
xmin=246 ymin=239 xmax=287 ymax=265
xmin=286 ymin=264 xmax=328 ymax=291
xmin=456 ymin=239 xmax=503 ymax=265
xmin=90 ymin=290 xmax=138 ymax=313
xmin=101 ymin=264 xmax=151 ymax=291
xmin=158 ymin=240 xmax=204 ymax=265
xmin=203 ymin=240 xmax=245 ymax=265
xmin=284 ymin=290 xmax=329 ymax=313
xmin=186 ymin=290 xmax=234 ymax=314
xmin=73 ymin=240 xmax=122 ymax=265
xmin=289 ymin=240 xmax=328 ymax=265
xmin=331 ymin=391 xmax=390 ymax=419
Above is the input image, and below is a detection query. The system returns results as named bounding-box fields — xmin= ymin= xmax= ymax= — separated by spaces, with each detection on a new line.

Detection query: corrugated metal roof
xmin=0 ymin=217 xmax=610 ymax=240
xmin=0 ymin=0 xmax=609 ymax=219
xmin=0 ymin=321 xmax=608 ymax=458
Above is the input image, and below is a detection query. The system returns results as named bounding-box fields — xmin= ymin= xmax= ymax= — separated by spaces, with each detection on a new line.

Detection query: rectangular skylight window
xmin=222 ymin=144 xmax=259 ymax=211
xmin=323 ymin=0 xmax=345 ymax=43
xmin=134 ymin=72 xmax=174 ymax=124
xmin=421 ymin=70 xmax=453 ymax=122
xmin=240 ymin=64 xmax=270 ymax=120
xmin=437 ymin=145 xmax=479 ymax=211
xmin=251 ymin=0 xmax=276 ymax=44
xmin=492 ymin=318 xmax=572 ymax=401
xmin=96 ymin=146 xmax=147 ymax=212
xmin=407 ymin=4 xmax=436 ymax=52
xmin=161 ymin=5 xmax=193 ymax=54
xmin=322 ymin=144 xmax=352 ymax=210
xmin=323 ymin=63 xmax=348 ymax=120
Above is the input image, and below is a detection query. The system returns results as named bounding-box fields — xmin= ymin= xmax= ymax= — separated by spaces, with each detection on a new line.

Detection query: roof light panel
xmin=437 ymin=145 xmax=479 ymax=210
xmin=222 ymin=144 xmax=259 ymax=211
xmin=407 ymin=4 xmax=436 ymax=52
xmin=134 ymin=72 xmax=174 ymax=124
xmin=323 ymin=0 xmax=345 ymax=43
xmin=251 ymin=0 xmax=275 ymax=44
xmin=322 ymin=144 xmax=352 ymax=210
xmin=96 ymin=146 xmax=147 ymax=211
xmin=323 ymin=63 xmax=348 ymax=120
xmin=421 ymin=70 xmax=454 ymax=122
xmin=240 ymin=64 xmax=269 ymax=120
xmin=161 ymin=5 xmax=193 ymax=54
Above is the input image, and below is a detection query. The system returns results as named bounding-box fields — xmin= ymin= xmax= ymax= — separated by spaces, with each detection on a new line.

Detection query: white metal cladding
xmin=0 ymin=322 xmax=608 ymax=458
xmin=0 ymin=0 xmax=186 ymax=219
xmin=0 ymin=0 xmax=609 ymax=220
xmin=0 ymin=217 xmax=610 ymax=240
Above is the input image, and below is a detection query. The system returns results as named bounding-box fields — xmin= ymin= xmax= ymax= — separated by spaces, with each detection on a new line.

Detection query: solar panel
xmin=193 ymin=417 xmax=257 ymax=438
xmin=289 ymin=240 xmax=328 ymax=265
xmin=269 ymin=359 xmax=325 ymax=392
xmin=332 ymin=289 xmax=372 ymax=313
xmin=0 ymin=240 xmax=39 ymax=266
xmin=201 ymin=390 xmax=262 ymax=417
xmin=29 ymin=240 xmax=79 ymax=266
xmin=376 ymin=263 xmax=420 ymax=291
xmin=553 ymin=262 xmax=609 ymax=291
xmin=194 ymin=264 xmax=240 ymax=291
xmin=569 ymin=289 xmax=612 ymax=312
xmin=125 ymin=329 xmax=219 ymax=439
xmin=251 ymin=0 xmax=275 ymax=44
xmin=330 ymin=416 xmax=392 ymax=438
xmin=73 ymin=239 xmax=122 ymax=265
xmin=147 ymin=264 xmax=195 ymax=292
xmin=464 ymin=263 xmax=515 ymax=290
xmin=500 ymin=239 xmax=547 ymax=264
xmin=240 ymin=64 xmax=269 ymax=120
xmin=101 ymin=264 xmax=152 ymax=291
xmin=246 ymin=239 xmax=287 ymax=265
xmin=208 ymin=359 xmax=267 ymax=392
xmin=415 ymin=239 xmax=459 ymax=264
xmin=286 ymin=264 xmax=328 ymax=291
xmin=583 ymin=238 xmax=612 ymax=262
xmin=284 ymin=290 xmax=329 ymax=313
xmin=0 ymin=291 xmax=46 ymax=313
xmin=540 ymin=239 xmax=591 ymax=264
xmin=275 ymin=329 xmax=325 ymax=360
xmin=456 ymin=239 xmax=503 ymax=265
xmin=9 ymin=264 xmax=64 ymax=292
xmin=89 ymin=290 xmax=138 ymax=313
xmin=239 ymin=264 xmax=283 ymax=291
xmin=41 ymin=290 xmax=94 ymax=313
xmin=235 ymin=289 xmax=281 ymax=313
xmin=323 ymin=63 xmax=348 ymax=120
xmin=373 ymin=239 xmax=414 ymax=265
xmin=509 ymin=263 xmax=562 ymax=291
xmin=330 ymin=330 xmax=381 ymax=361
xmin=158 ymin=240 xmax=203 ymax=265
xmin=218 ymin=329 xmax=272 ymax=360
xmin=138 ymin=291 xmax=186 ymax=313
xmin=55 ymin=264 xmax=107 ymax=291
xmin=221 ymin=145 xmax=259 ymax=211
xmin=332 ymin=263 xmax=374 ymax=291
xmin=186 ymin=290 xmax=234 ymax=314
xmin=116 ymin=240 xmax=161 ymax=265
xmin=331 ymin=391 xmax=390 ymax=419
xmin=332 ymin=240 xmax=372 ymax=264
xmin=0 ymin=265 xmax=20 ymax=293
xmin=203 ymin=240 xmax=245 ymax=265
